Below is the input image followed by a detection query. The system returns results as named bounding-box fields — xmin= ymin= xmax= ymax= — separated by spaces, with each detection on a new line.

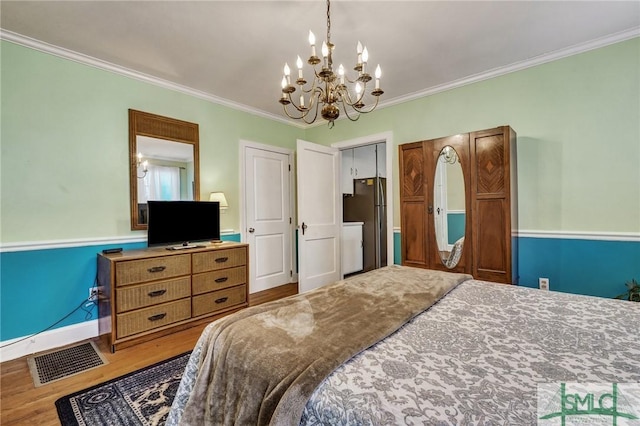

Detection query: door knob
xmin=248 ymin=227 xmax=255 ymax=233
xmin=428 ymin=206 xmax=433 ymax=214
xmin=301 ymin=222 xmax=308 ymax=235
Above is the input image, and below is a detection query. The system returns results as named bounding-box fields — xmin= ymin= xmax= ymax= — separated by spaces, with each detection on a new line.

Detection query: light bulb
xmin=375 ymin=65 xmax=382 ymax=78
xmin=284 ymin=63 xmax=291 ymax=84
xmin=321 ymin=41 xmax=329 ymax=58
xmin=362 ymin=47 xmax=369 ymax=63
xmin=309 ymin=31 xmax=316 ymax=57
xmin=296 ymin=56 xmax=303 ymax=78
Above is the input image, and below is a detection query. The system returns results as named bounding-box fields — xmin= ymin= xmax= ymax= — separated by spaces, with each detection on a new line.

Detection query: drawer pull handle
xmin=148 ymin=266 xmax=166 ymax=273
xmin=215 ymin=297 xmax=228 ymax=304
xmin=148 ymin=313 xmax=167 ymax=322
xmin=215 ymin=277 xmax=228 ymax=283
xmin=215 ymin=257 xmax=229 ymax=263
xmin=148 ymin=289 xmax=167 ymax=297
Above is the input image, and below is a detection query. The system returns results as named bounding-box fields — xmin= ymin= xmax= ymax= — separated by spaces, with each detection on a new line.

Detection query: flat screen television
xmin=147 ymin=201 xmax=220 ymax=248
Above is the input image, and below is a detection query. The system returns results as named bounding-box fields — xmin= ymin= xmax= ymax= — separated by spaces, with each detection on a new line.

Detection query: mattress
xmin=168 ymin=272 xmax=640 ymax=425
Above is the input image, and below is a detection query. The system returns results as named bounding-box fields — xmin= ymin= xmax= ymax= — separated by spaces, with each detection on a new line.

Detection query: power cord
xmin=0 ymin=294 xmax=98 ymax=349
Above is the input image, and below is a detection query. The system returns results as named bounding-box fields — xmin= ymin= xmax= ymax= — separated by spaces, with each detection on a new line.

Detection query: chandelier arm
xmin=285 ymin=86 xmax=324 ymax=119
xmin=337 ymin=85 xmax=366 ymax=108
xmin=352 ymin=94 xmax=381 ymax=114
xmin=339 ymin=101 xmax=361 ymax=122
xmin=304 ymin=88 xmax=322 ymax=113
xmin=282 ymin=105 xmax=308 ymax=120
xmin=302 ymin=103 xmax=320 ymax=125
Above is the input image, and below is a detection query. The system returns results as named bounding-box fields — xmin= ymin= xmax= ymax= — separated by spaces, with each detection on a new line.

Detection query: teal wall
xmin=2 ymin=37 xmax=639 ymax=344
xmin=447 ymin=213 xmax=465 ymax=245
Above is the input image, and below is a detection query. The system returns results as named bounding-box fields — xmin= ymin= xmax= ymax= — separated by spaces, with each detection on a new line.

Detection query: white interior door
xmin=297 ymin=139 xmax=341 ymax=293
xmin=243 ymin=144 xmax=292 ymax=293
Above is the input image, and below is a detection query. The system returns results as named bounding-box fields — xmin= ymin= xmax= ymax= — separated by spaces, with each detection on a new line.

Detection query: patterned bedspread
xmin=300 ymin=280 xmax=640 ymax=425
xmin=169 ymin=273 xmax=640 ymax=425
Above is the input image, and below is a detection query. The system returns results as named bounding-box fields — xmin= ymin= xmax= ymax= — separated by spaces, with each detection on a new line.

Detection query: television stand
xmin=97 ymin=242 xmax=249 ymax=352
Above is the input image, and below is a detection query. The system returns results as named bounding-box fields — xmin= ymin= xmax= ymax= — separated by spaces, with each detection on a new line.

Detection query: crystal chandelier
xmin=278 ymin=0 xmax=383 ymax=127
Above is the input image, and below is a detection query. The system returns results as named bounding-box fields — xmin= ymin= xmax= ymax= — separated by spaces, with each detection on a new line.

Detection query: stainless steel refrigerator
xmin=343 ymin=177 xmax=387 ymax=272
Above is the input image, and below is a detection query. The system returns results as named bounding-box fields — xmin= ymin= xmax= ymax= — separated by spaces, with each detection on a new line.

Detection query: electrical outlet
xmin=89 ymin=286 xmax=99 ymax=301
xmin=539 ymin=277 xmax=550 ymax=291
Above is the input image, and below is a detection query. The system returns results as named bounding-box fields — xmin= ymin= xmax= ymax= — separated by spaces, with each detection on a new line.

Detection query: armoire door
xmin=470 ymin=126 xmax=518 ymax=284
xmin=425 ymin=134 xmax=471 ymax=274
xmin=399 ymin=142 xmax=429 ymax=268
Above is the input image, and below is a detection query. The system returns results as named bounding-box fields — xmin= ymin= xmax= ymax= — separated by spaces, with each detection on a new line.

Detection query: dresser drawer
xmin=192 ymin=285 xmax=246 ymax=317
xmin=192 ymin=247 xmax=246 ymax=273
xmin=116 ymin=299 xmax=191 ymax=338
xmin=116 ymin=277 xmax=191 ymax=313
xmin=192 ymin=266 xmax=246 ymax=295
xmin=115 ymin=254 xmax=191 ymax=286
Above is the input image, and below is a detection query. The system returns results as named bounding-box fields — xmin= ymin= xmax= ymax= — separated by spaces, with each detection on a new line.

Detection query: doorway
xmin=333 ymin=132 xmax=394 ymax=277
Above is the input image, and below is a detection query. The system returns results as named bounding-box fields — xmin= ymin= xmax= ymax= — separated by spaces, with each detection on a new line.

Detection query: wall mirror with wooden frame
xmin=129 ymin=109 xmax=200 ymax=230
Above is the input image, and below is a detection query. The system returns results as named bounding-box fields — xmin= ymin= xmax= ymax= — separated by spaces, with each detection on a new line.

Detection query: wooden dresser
xmin=97 ymin=242 xmax=249 ymax=351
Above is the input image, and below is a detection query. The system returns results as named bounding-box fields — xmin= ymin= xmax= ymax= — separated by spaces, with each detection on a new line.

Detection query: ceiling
xmin=2 ymin=1 xmax=639 ymax=126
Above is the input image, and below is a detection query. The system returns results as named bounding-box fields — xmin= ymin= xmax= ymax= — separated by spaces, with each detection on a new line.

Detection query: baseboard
xmin=0 ymin=320 xmax=99 ymax=363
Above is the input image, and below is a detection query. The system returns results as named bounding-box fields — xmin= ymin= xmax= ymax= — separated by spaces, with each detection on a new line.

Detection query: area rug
xmin=55 ymin=351 xmax=191 ymax=426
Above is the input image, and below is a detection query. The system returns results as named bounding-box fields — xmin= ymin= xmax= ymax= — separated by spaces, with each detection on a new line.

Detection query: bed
xmin=167 ymin=265 xmax=640 ymax=425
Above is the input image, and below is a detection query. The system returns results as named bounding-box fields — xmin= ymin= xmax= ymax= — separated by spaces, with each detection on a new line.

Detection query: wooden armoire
xmin=399 ymin=125 xmax=518 ymax=284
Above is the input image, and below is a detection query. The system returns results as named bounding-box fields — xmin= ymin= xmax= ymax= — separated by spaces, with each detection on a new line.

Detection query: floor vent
xmin=27 ymin=341 xmax=108 ymax=387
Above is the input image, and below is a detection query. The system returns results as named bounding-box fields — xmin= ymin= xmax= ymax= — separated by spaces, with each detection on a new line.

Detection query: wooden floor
xmin=0 ymin=283 xmax=297 ymax=426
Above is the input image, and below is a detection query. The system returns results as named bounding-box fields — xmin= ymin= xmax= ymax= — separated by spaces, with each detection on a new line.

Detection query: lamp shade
xmin=209 ymin=192 xmax=229 ymax=208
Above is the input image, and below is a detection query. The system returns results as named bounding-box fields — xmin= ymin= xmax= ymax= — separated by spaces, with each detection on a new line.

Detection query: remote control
xmin=102 ymin=248 xmax=123 ymax=254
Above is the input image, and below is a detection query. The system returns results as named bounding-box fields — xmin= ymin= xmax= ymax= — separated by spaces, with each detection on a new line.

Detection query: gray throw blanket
xmin=179 ymin=265 xmax=471 ymax=425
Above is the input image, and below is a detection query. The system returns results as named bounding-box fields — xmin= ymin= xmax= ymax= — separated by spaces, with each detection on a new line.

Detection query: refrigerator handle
xmin=377 ymin=177 xmax=385 ymax=206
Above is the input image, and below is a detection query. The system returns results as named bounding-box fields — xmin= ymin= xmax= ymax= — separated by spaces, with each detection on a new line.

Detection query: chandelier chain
xmin=326 ymin=0 xmax=331 ymax=44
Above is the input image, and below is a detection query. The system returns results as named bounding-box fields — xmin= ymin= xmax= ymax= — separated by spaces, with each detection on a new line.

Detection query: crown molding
xmin=378 ymin=27 xmax=640 ymax=110
xmin=0 ymin=29 xmax=306 ymax=129
xmin=2 ymin=27 xmax=638 ymax=130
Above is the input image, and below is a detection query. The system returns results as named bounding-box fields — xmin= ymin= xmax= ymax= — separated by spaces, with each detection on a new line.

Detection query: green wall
xmin=307 ymin=38 xmax=640 ymax=235
xmin=3 ymin=38 xmax=638 ymax=246
xmin=1 ymin=40 xmax=304 ymax=244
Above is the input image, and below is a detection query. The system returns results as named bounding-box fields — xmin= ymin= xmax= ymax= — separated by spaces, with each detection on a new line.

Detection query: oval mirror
xmin=433 ymin=145 xmax=465 ymax=268
xmin=129 ymin=109 xmax=200 ymax=230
